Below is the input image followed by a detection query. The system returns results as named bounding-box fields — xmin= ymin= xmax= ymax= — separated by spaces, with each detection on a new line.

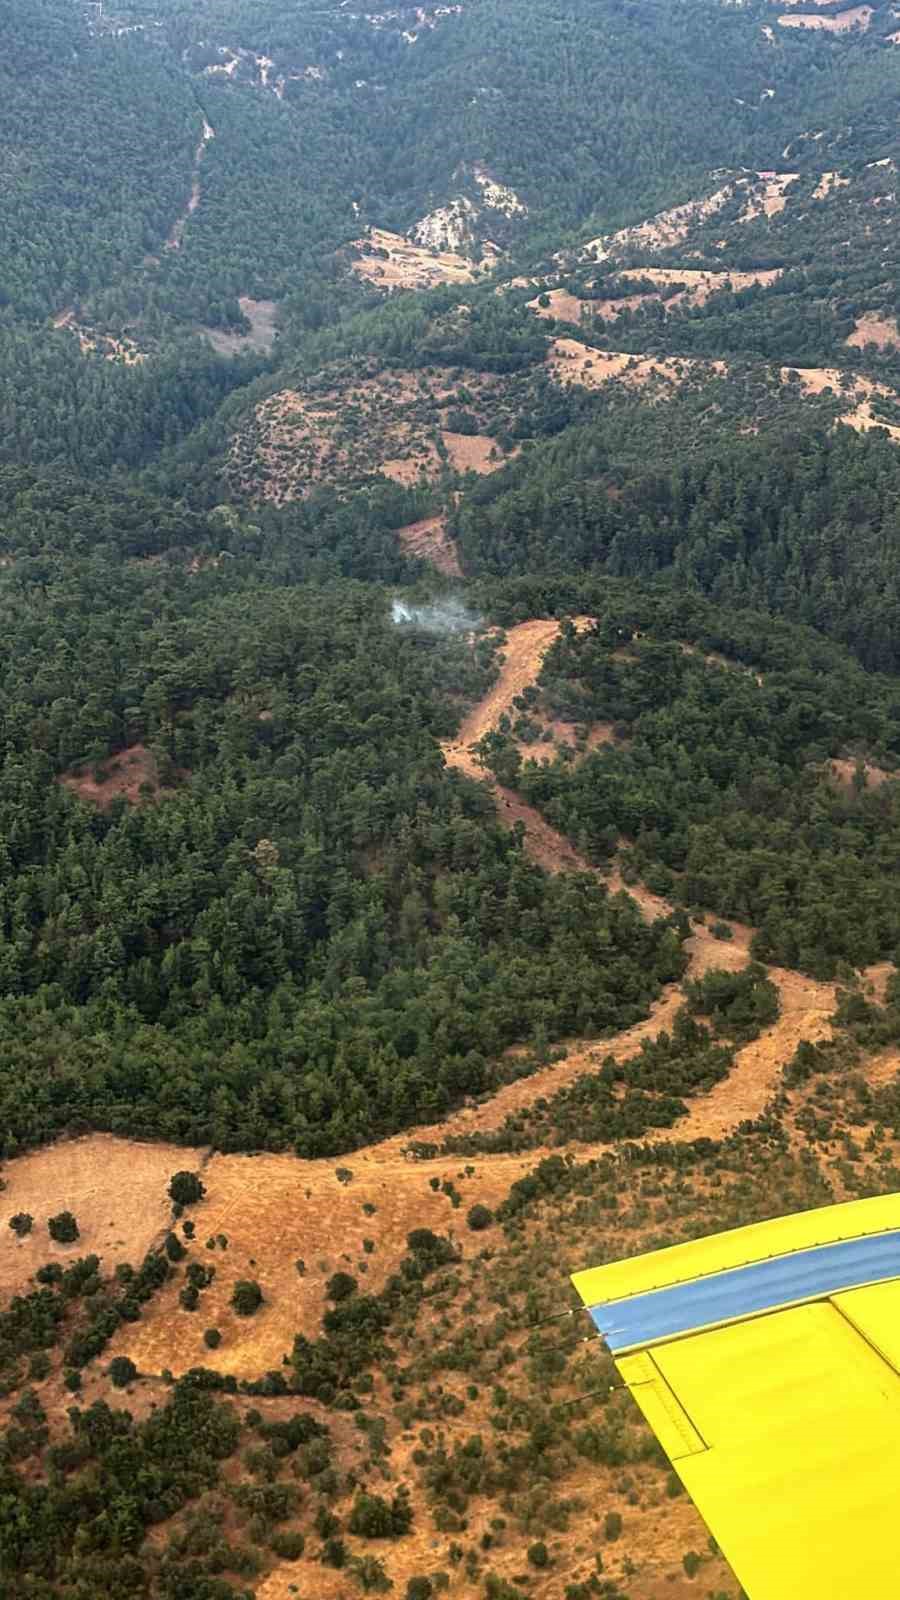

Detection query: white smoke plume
xmin=391 ymin=597 xmax=481 ymax=634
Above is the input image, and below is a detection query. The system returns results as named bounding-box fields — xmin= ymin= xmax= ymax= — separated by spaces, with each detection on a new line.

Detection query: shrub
xmin=527 ymin=1541 xmax=550 ymax=1569
xmin=164 ymin=1231 xmax=187 ymax=1262
xmin=348 ymin=1488 xmax=413 ymax=1538
xmin=349 ymin=1554 xmax=392 ymax=1592
xmin=9 ymin=1213 xmax=33 ymax=1237
xmin=604 ymin=1511 xmax=622 ymax=1541
xmin=168 ymin=1171 xmax=205 ymax=1206
xmin=203 ymin=1327 xmax=222 ymax=1349
xmin=683 ymin=1550 xmax=702 ymax=1577
xmin=108 ymin=1356 xmax=137 ymax=1388
xmin=406 ymin=1581 xmax=433 ymax=1600
xmin=467 ymin=1204 xmax=494 ymax=1232
xmin=48 ymin=1212 xmax=79 ymax=1244
xmin=270 ymin=1530 xmax=305 ymax=1560
xmin=232 ymin=1279 xmax=264 ymax=1316
xmin=326 ymin=1271 xmax=357 ymax=1302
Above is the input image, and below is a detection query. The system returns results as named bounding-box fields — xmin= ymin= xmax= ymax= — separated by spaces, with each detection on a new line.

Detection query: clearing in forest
xmin=58 ymin=744 xmax=180 ymax=809
xmin=777 ymin=6 xmax=872 ymax=28
xmin=531 ymin=269 xmax=782 ymax=325
xmin=782 ymin=366 xmax=900 ymax=442
xmin=0 ymin=1135 xmax=204 ymax=1296
xmin=778 ymin=5 xmax=871 ymax=27
xmin=202 ymin=296 xmax=278 ymax=355
xmin=351 ymin=227 xmax=488 ymax=292
xmin=583 ymin=171 xmax=802 ymax=260
xmin=395 ymin=513 xmax=462 ymax=576
xmin=583 ymin=183 xmax=735 ymax=256
xmin=813 ymin=170 xmax=850 ymax=199
xmin=846 ymin=315 xmax=900 ymax=350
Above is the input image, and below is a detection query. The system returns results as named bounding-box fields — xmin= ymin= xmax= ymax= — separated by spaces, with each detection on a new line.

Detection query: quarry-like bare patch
xmin=0 ymin=1135 xmax=205 ymax=1296
xmin=395 ymin=513 xmax=462 ymax=576
xmin=778 ymin=5 xmax=872 ymax=27
xmin=351 ymin=226 xmax=485 ymax=292
xmin=58 ymin=744 xmax=180 ymax=810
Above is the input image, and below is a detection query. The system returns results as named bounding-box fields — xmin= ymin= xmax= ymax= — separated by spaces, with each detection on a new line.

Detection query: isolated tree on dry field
xmin=168 ymin=1171 xmax=206 ymax=1206
xmin=48 ymin=1211 xmax=79 ymax=1243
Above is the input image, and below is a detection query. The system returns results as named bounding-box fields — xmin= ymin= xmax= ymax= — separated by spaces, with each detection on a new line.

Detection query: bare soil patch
xmin=0 ymin=1134 xmax=204 ymax=1296
xmin=111 ymin=1149 xmax=522 ymax=1379
xmin=166 ymin=118 xmax=214 ymax=250
xmin=515 ymin=716 xmax=616 ymax=764
xmin=58 ymin=744 xmax=181 ymax=810
xmin=781 ymin=366 xmax=900 ymax=443
xmin=813 ymin=170 xmax=850 ymax=199
xmin=584 ymin=184 xmax=734 ymax=256
xmin=529 ymin=286 xmax=587 ymax=322
xmin=546 ymin=336 xmax=724 ymax=394
xmin=379 ymin=439 xmax=443 ymax=484
xmin=862 ymin=961 xmax=894 ymax=1005
xmin=395 ymin=513 xmax=462 ymax=576
xmin=54 ymin=310 xmax=146 ymax=365
xmin=861 ymin=1049 xmax=900 ymax=1089
xmin=532 ymin=269 xmax=780 ymax=326
xmin=442 ymin=618 xmax=593 ymax=775
xmin=351 ymin=227 xmax=484 ymax=292
xmin=826 ymin=755 xmax=893 ymax=789
xmin=203 ymin=296 xmax=278 ymax=356
xmin=739 ymin=171 xmax=799 ymax=220
xmin=846 ymin=315 xmax=900 ymax=350
xmin=777 ymin=5 xmax=872 ymax=27
xmin=613 ymin=266 xmax=781 ymax=302
xmin=441 ymin=429 xmax=501 ymax=473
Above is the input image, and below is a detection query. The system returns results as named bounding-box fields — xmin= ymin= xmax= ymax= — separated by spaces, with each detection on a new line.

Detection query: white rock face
xmin=473 ymin=167 xmax=527 ymax=217
xmin=411 ymin=197 xmax=478 ymax=252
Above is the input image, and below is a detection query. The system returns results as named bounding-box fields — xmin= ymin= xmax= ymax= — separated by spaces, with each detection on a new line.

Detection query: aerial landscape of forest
xmin=3 ymin=0 xmax=900 ymax=1593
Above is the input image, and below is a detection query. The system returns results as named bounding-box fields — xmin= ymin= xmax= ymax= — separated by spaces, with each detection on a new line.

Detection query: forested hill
xmin=8 ymin=4 xmax=900 ymax=1598
xmin=0 ymin=0 xmax=899 ymax=1154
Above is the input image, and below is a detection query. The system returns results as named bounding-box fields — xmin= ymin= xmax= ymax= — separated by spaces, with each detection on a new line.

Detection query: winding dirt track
xmin=1 ymin=619 xmax=836 ymax=1382
xmin=434 ymin=616 xmax=835 ymax=1150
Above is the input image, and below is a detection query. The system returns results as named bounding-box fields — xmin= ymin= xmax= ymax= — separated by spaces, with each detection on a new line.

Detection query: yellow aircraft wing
xmin=572 ymin=1193 xmax=900 ymax=1598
